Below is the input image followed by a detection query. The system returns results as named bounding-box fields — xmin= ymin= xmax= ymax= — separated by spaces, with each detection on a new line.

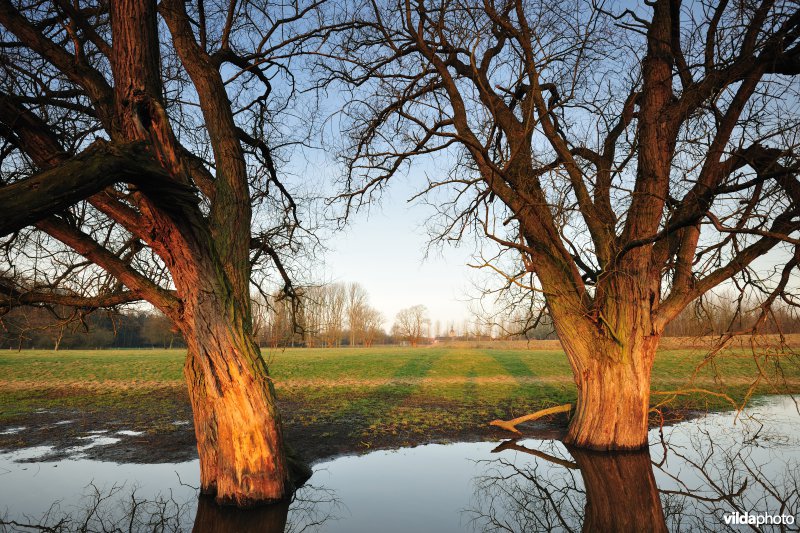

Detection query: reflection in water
xmin=2 ymin=397 xmax=799 ymax=532
xmin=0 ymin=483 xmax=339 ymax=533
xmin=192 ymin=485 xmax=339 ymax=533
xmin=193 ymin=496 xmax=289 ymax=532
xmin=469 ymin=416 xmax=800 ymax=532
xmin=655 ymin=423 xmax=800 ymax=532
xmin=476 ymin=443 xmax=670 ymax=532
xmin=572 ymin=448 xmax=667 ymax=532
xmin=468 ymin=441 xmax=583 ymax=532
xmin=0 ymin=482 xmax=194 ymax=532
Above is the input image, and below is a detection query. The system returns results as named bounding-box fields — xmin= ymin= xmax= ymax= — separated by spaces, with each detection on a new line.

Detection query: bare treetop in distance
xmin=254 ymin=281 xmax=386 ymax=347
xmin=393 ymin=304 xmax=430 ymax=346
xmin=0 ymin=0 xmax=352 ymax=506
xmin=329 ymin=0 xmax=800 ymax=449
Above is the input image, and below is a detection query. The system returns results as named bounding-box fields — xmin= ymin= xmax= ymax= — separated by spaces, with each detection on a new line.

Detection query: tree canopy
xmin=0 ymin=0 xmax=348 ymax=505
xmin=325 ymin=0 xmax=800 ymax=449
xmin=2 ymin=0 xmax=800 ymax=499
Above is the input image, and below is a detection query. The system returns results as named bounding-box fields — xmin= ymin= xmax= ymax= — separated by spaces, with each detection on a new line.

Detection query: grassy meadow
xmin=1 ymin=341 xmax=798 ymax=452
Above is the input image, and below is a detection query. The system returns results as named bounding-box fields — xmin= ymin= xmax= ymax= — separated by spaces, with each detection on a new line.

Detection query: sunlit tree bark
xmin=330 ymin=0 xmax=800 ymax=449
xmin=0 ymin=0 xmax=333 ymax=505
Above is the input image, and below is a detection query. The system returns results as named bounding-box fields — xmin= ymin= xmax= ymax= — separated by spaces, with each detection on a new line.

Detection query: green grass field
xmin=1 ymin=344 xmax=798 ymax=450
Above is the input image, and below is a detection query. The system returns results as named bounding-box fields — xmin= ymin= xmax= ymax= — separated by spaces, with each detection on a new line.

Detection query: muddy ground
xmin=0 ymin=385 xmax=699 ymax=467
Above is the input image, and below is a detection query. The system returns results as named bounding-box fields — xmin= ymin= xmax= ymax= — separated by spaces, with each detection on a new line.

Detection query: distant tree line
xmin=0 ymin=306 xmax=183 ymax=350
xmin=474 ymin=289 xmax=800 ymax=342
xmin=663 ymin=294 xmax=800 ymax=337
xmin=9 ymin=283 xmax=791 ymax=350
xmin=1 ymin=281 xmax=390 ymax=350
xmin=253 ymin=282 xmax=389 ymax=348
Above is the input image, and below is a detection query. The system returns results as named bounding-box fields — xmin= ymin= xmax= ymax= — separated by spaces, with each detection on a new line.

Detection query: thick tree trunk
xmin=174 ymin=277 xmax=300 ymax=507
xmin=562 ymin=329 xmax=659 ymax=450
xmin=182 ymin=300 xmax=294 ymax=506
xmin=185 ymin=352 xmax=219 ymax=496
xmin=571 ymin=447 xmax=667 ymax=532
xmin=0 ymin=0 xmax=304 ymax=511
xmin=565 ymin=356 xmax=652 ymax=450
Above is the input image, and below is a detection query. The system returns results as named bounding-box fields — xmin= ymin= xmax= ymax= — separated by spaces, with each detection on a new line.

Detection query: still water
xmin=1 ymin=397 xmax=799 ymax=532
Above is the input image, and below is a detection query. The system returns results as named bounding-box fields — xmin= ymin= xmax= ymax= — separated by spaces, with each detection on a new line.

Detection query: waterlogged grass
xmin=1 ymin=344 xmax=798 ymax=445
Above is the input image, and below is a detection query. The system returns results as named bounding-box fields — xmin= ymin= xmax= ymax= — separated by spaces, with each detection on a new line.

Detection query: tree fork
xmin=0 ymin=0 xmax=316 ymax=510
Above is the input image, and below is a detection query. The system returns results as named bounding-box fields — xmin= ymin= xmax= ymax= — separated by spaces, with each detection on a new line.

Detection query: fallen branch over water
xmin=489 ymin=403 xmax=573 ymax=434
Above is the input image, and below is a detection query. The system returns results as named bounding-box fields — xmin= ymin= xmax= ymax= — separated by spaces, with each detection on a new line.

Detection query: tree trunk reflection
xmin=192 ymin=495 xmax=289 ymax=532
xmin=476 ymin=440 xmax=669 ymax=531
xmin=570 ymin=447 xmax=667 ymax=532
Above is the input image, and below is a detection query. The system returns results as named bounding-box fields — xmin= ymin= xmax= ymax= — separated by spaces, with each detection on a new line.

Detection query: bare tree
xmin=0 ymin=0 xmax=345 ymax=504
xmin=393 ymin=304 xmax=430 ymax=346
xmin=329 ymin=0 xmax=800 ymax=450
xmin=321 ymin=282 xmax=347 ymax=347
xmin=345 ymin=281 xmax=368 ymax=346
xmin=471 ymin=422 xmax=800 ymax=533
xmin=253 ymin=292 xmax=299 ymax=348
xmin=362 ymin=306 xmax=385 ymax=347
xmin=298 ymin=285 xmax=324 ymax=347
xmin=140 ymin=310 xmax=181 ymax=349
xmin=470 ymin=440 xmax=668 ymax=532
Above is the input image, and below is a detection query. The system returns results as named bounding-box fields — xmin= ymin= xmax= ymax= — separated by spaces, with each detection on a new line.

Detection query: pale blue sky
xmin=321 ymin=177 xmax=478 ymax=331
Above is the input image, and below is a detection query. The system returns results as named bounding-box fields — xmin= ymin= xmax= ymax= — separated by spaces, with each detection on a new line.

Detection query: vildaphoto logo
xmin=723 ymin=511 xmax=795 ymax=526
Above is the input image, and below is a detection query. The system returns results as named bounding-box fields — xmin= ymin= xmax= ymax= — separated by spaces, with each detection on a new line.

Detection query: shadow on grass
xmin=280 ymin=349 xmax=579 ymax=462
xmin=487 ymin=350 xmax=538 ymax=381
xmin=283 ymin=351 xmax=445 ymax=458
xmin=334 ymin=350 xmax=444 ymax=419
xmin=464 ymin=368 xmax=478 ymax=403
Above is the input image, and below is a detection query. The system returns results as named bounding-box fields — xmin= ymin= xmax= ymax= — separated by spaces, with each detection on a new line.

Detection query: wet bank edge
xmin=0 ymin=389 xmax=709 ymax=466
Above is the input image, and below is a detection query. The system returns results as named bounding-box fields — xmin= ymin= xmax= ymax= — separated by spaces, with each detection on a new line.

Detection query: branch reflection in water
xmin=2 ymin=399 xmax=799 ymax=532
xmin=468 ymin=420 xmax=800 ymax=532
xmin=0 ymin=482 xmax=340 ymax=533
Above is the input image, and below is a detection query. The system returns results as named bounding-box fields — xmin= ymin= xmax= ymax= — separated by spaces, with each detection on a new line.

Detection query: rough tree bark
xmin=565 ymin=349 xmax=656 ymax=450
xmin=0 ymin=0 xmax=310 ymax=506
xmin=333 ymin=0 xmax=800 ymax=451
xmin=183 ymin=298 xmax=291 ymax=505
xmin=111 ymin=0 xmax=296 ymax=504
xmin=553 ymin=285 xmax=661 ymax=450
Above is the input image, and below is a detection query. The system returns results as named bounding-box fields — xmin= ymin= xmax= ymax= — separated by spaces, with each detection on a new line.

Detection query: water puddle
xmin=1 ymin=396 xmax=798 ymax=532
xmin=115 ymin=430 xmax=145 ymax=437
xmin=73 ymin=435 xmax=122 ymax=450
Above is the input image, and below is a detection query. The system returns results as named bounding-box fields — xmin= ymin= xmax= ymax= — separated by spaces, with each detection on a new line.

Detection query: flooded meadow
xmin=1 ymin=396 xmax=799 ymax=532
